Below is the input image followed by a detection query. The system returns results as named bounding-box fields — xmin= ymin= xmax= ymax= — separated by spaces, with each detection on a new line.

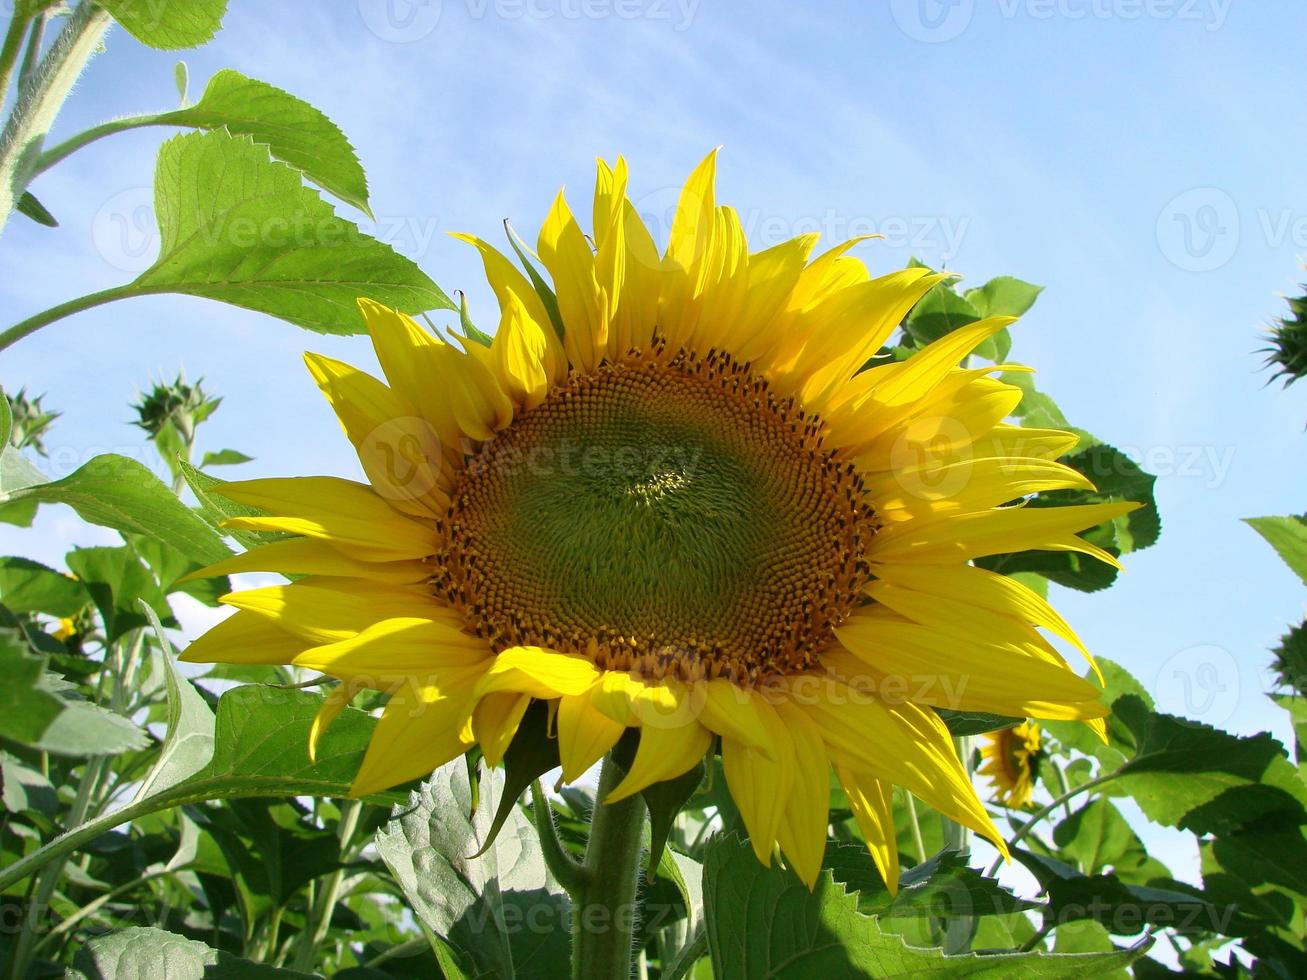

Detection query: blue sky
xmin=2 ymin=0 xmax=1306 ymax=886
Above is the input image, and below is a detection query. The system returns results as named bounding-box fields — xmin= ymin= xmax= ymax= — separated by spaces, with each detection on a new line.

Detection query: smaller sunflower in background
xmin=979 ymin=721 xmax=1043 ymax=810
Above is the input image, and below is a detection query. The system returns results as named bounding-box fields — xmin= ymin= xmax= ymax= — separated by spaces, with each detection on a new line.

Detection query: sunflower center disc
xmin=435 ymin=347 xmax=876 ymax=683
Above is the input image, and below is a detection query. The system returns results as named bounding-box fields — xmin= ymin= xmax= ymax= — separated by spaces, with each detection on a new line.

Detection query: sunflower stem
xmin=531 ymin=780 xmax=589 ymax=896
xmin=572 ymin=754 xmax=647 ymax=980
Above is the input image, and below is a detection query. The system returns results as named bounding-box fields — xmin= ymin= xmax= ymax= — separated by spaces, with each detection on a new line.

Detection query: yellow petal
xmin=871 ymin=501 xmax=1142 ymax=568
xmin=218 ymin=476 xmax=439 ymax=561
xmin=473 ymin=691 xmax=533 ymax=767
xmin=604 ymin=718 xmax=711 ymax=803
xmin=771 ymin=702 xmax=831 ymax=888
xmin=292 ymin=616 xmax=489 ymax=681
xmin=180 ymin=608 xmax=306 ymax=665
xmin=474 ymin=647 xmax=601 ymax=701
xmin=182 ymin=536 xmax=432 ymax=587
xmin=538 ymin=189 xmax=604 ymax=371
xmin=303 ymin=352 xmax=450 ymax=517
xmin=221 ymin=577 xmax=441 ymax=644
xmin=797 ymin=688 xmax=1008 ymax=861
xmin=698 ymin=679 xmax=774 ymax=756
xmin=721 ymin=698 xmax=793 ymax=866
xmin=870 ymin=562 xmax=1102 ymax=683
xmin=557 ymin=684 xmax=627 ymax=782
xmin=836 ymin=767 xmax=900 ymax=895
xmin=309 ymin=685 xmax=352 ymax=762
xmin=349 ymin=670 xmax=484 ymax=797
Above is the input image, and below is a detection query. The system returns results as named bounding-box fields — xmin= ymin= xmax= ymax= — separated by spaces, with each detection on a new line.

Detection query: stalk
xmin=571 ymin=754 xmax=647 ymax=980
xmin=0 ymin=1 xmax=112 ymax=237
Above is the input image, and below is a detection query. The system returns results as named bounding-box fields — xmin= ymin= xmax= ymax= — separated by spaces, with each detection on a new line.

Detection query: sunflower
xmin=181 ymin=152 xmax=1133 ymax=893
xmin=979 ymin=721 xmax=1043 ymax=809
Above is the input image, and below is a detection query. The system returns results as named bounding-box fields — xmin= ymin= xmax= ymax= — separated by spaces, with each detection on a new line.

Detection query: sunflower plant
xmin=4 ymin=4 xmax=1307 ymax=980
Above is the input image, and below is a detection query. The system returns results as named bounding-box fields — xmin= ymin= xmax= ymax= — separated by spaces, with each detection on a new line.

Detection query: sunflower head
xmin=979 ymin=721 xmax=1042 ymax=809
xmin=182 ymin=151 xmax=1134 ymax=892
xmin=1264 ymin=284 xmax=1307 ymax=387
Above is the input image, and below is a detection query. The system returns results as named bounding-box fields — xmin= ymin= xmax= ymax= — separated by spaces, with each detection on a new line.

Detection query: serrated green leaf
xmin=703 ymin=834 xmax=1152 ymax=977
xmin=825 ymin=844 xmax=1034 ymax=919
xmin=0 ymin=556 xmax=87 ymax=617
xmin=1108 ymin=694 xmax=1307 ymax=833
xmin=97 ymin=0 xmax=228 ymax=49
xmin=4 ymin=454 xmax=230 ymax=565
xmin=1247 ymin=515 xmax=1307 ymax=587
xmin=69 ymin=926 xmax=314 ymax=978
xmin=128 ymin=129 xmax=450 ymax=335
xmin=375 ymin=759 xmax=571 ymax=980
xmin=1016 ymin=850 xmax=1235 ymax=939
xmin=156 ymin=69 xmax=370 ymax=213
xmin=0 ymin=628 xmax=149 ymax=756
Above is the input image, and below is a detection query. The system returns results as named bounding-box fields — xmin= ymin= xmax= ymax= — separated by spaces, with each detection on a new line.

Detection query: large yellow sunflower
xmin=182 ymin=152 xmax=1133 ymax=893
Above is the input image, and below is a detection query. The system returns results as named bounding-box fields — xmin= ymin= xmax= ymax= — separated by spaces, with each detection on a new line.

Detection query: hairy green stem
xmin=903 ymin=792 xmax=927 ymax=864
xmin=531 ymin=780 xmax=588 ymax=895
xmin=0 ymin=283 xmax=139 ymax=353
xmin=0 ymin=1 xmax=111 ymax=236
xmin=0 ymin=9 xmax=32 ymax=105
xmin=33 ymin=110 xmax=176 ymax=176
xmin=984 ymin=768 xmax=1121 ymax=878
xmin=572 ymin=755 xmax=647 ymax=980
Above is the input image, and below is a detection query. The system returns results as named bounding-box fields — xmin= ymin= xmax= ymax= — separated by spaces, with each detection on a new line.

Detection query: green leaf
xmin=162 ymin=685 xmax=380 ymax=804
xmin=376 ymin=759 xmax=571 ymax=979
xmin=133 ymin=601 xmax=215 ymax=801
xmin=69 ymin=926 xmax=314 ymax=978
xmin=200 ymin=448 xmax=253 ymax=467
xmin=66 ymin=545 xmax=172 ymax=643
xmin=0 ymin=628 xmax=149 ymax=756
xmin=1 ymin=749 xmax=58 ymax=814
xmin=1015 ymin=850 xmax=1235 ymax=939
xmin=825 ymin=845 xmax=1034 ymax=919
xmin=978 ymin=443 xmax=1159 ymax=593
xmin=936 ymin=710 xmax=1022 ymax=738
xmin=965 ymin=276 xmax=1044 ymax=319
xmin=174 ymin=60 xmax=189 ymax=104
xmin=4 ymin=454 xmax=231 ymax=566
xmin=0 ymin=556 xmax=87 ymax=617
xmin=1109 ymin=695 xmax=1307 ymax=833
xmin=457 ymin=290 xmax=494 ymax=347
xmin=1051 ymin=799 xmax=1162 ymax=881
xmin=16 ymin=190 xmax=57 ymax=227
xmin=904 ymin=279 xmax=980 ymax=348
xmin=130 ymin=129 xmax=450 ymax=335
xmin=644 ymin=761 xmax=705 ymax=875
xmin=96 ymin=0 xmax=228 ymax=49
xmin=156 ymin=69 xmax=371 ymax=213
xmin=702 ymin=835 xmax=1152 ymax=976
xmin=180 ymin=459 xmax=289 ymax=550
xmin=476 ymin=700 xmax=560 ymax=858
xmin=1247 ymin=515 xmax=1307 ymax=587
xmin=0 ymin=392 xmax=49 ymax=500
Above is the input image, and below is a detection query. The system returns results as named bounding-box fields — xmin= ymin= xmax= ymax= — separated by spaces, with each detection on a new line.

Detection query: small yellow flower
xmin=980 ymin=721 xmax=1043 ymax=809
xmin=183 ymin=153 xmax=1130 ymax=893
